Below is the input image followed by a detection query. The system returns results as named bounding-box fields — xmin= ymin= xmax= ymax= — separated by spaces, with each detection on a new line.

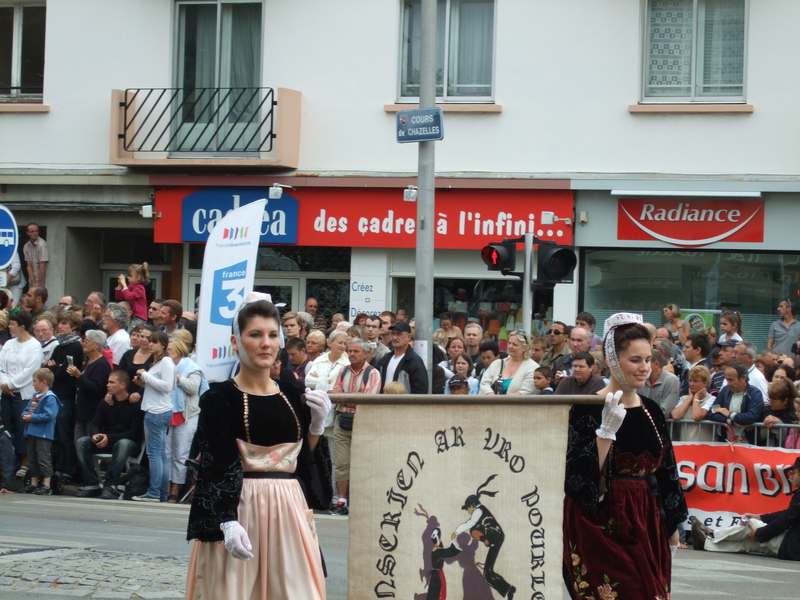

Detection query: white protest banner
xmin=196 ymin=199 xmax=266 ymax=382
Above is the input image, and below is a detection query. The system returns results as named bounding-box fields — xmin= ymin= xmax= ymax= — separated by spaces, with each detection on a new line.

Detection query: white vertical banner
xmin=196 ymin=199 xmax=266 ymax=382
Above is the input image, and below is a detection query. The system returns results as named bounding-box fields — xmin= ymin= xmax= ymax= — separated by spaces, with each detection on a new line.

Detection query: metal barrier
xmin=667 ymin=418 xmax=800 ymax=448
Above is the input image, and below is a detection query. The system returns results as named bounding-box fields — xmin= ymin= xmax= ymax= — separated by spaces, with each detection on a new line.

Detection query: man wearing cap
xmin=710 ymin=338 xmax=736 ymax=396
xmin=768 ymin=299 xmax=800 ymax=356
xmin=444 ymin=374 xmax=472 ymax=395
xmin=691 ymin=456 xmax=800 ymax=560
xmin=377 ymin=321 xmax=428 ymax=394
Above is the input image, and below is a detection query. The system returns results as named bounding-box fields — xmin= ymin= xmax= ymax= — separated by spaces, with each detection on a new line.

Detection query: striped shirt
xmin=336 ymin=363 xmax=382 ymax=414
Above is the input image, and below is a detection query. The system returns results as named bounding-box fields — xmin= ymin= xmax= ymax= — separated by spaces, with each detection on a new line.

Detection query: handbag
xmin=491 ymin=359 xmax=506 ymax=395
xmin=338 ymin=411 xmax=354 ymax=431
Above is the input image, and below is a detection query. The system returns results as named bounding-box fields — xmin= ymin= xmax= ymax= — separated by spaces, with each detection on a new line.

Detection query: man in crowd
xmin=395 ymin=309 xmax=408 ymax=323
xmin=479 ymin=340 xmax=500 ymax=376
xmin=727 ymin=341 xmax=769 ymax=402
xmin=641 ymin=349 xmax=681 ymax=417
xmin=378 ymin=321 xmax=428 ymax=394
xmin=58 ymin=295 xmax=78 ymax=310
xmin=85 ymin=292 xmax=107 ymax=323
xmin=158 ymin=299 xmax=183 ymax=337
xmin=691 ymin=456 xmax=800 ymax=561
xmin=75 ymin=371 xmax=144 ymax=499
xmin=23 ymin=286 xmax=54 ymax=325
xmin=103 ymin=303 xmax=131 ymax=368
xmin=530 ymin=336 xmax=547 ymax=365
xmin=553 ymin=326 xmax=592 ymax=384
xmin=296 ymin=311 xmax=314 ymax=340
xmin=23 ymin=223 xmax=48 ymax=287
xmin=33 ymin=316 xmax=59 ymax=364
xmin=330 ymin=338 xmax=382 ymax=516
xmin=540 ymin=321 xmax=570 ymax=368
xmin=710 ymin=339 xmax=736 ymax=396
xmin=575 ymin=312 xmax=602 ymax=351
xmin=147 ymin=299 xmax=163 ymax=326
xmin=554 ymin=351 xmax=605 ymax=395
xmin=681 ymin=333 xmax=711 ymax=395
xmin=305 ymin=297 xmax=327 ymax=331
xmin=464 ymin=323 xmax=484 ymax=376
xmin=768 ymin=299 xmax=800 ymax=356
xmin=707 ymin=361 xmax=764 ymax=442
xmin=379 ymin=310 xmax=396 ymax=348
xmin=285 ymin=337 xmax=311 ymax=389
xmin=363 ymin=315 xmax=389 ymax=365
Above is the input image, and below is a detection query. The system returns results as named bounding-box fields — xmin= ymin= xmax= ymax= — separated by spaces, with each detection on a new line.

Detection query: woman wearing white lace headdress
xmin=562 ymin=313 xmax=687 ymax=600
xmin=186 ymin=292 xmax=331 ymax=600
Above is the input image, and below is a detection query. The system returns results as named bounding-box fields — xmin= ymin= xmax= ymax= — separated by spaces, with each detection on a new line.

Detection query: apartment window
xmin=643 ymin=0 xmax=746 ymax=102
xmin=0 ymin=3 xmax=46 ymax=102
xmin=400 ymin=0 xmax=494 ymax=101
xmin=174 ymin=0 xmax=262 ymax=151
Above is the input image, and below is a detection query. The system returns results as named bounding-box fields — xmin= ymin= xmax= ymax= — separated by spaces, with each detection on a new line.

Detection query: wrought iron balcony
xmin=110 ymin=87 xmax=301 ymax=168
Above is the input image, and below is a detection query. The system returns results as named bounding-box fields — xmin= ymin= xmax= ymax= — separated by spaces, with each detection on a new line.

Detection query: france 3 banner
xmin=196 ymin=199 xmax=266 ymax=382
xmin=675 ymin=442 xmax=799 ymax=528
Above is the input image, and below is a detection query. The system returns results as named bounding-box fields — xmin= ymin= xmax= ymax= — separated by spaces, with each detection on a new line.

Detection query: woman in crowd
xmin=670 ymin=365 xmax=715 ymax=442
xmin=186 ymin=293 xmax=329 ymax=599
xmin=760 ymin=379 xmax=799 ymax=446
xmin=439 ymin=337 xmax=467 ymax=376
xmin=444 ymin=353 xmax=479 ymax=394
xmin=563 ymin=313 xmax=687 ymax=599
xmin=479 ymin=330 xmax=537 ymax=395
xmin=133 ymin=330 xmax=175 ymax=502
xmin=165 ymin=330 xmax=207 ymax=503
xmin=769 ymin=364 xmax=797 ymax=383
xmin=330 ymin=313 xmax=345 ymax=330
xmin=719 ymin=310 xmax=744 ymax=344
xmin=663 ymin=302 xmax=690 ymax=346
xmin=305 ymin=330 xmax=326 ymax=363
xmin=0 ymin=311 xmax=44 ymax=478
xmin=118 ymin=325 xmax=155 ymax=403
xmin=67 ymin=329 xmax=111 ymax=443
xmin=784 ymin=398 xmax=800 ymax=449
xmin=47 ymin=310 xmax=84 ymax=484
xmin=306 ymin=329 xmax=350 ymax=392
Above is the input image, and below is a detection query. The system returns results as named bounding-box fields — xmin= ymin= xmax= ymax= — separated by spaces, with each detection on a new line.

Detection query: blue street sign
xmin=396 ymin=107 xmax=444 ymax=143
xmin=0 ymin=205 xmax=18 ymax=269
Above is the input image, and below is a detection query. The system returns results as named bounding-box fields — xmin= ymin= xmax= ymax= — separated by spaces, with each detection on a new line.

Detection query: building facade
xmin=1 ymin=0 xmax=798 ymax=346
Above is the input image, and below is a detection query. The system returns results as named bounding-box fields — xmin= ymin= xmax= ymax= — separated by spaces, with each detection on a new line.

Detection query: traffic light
xmin=481 ymin=242 xmax=516 ymax=273
xmin=535 ymin=242 xmax=577 ymax=287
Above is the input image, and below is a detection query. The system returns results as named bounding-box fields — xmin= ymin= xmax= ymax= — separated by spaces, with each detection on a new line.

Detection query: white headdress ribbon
xmin=603 ymin=312 xmax=644 ymax=392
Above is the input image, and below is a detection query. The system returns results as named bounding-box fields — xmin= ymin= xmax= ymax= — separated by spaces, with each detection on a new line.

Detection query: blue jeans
xmin=143 ymin=411 xmax=171 ymax=500
xmin=75 ymin=436 xmax=140 ymax=489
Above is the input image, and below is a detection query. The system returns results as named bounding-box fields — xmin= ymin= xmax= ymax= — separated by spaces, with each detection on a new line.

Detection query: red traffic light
xmin=481 ymin=242 xmax=516 ymax=272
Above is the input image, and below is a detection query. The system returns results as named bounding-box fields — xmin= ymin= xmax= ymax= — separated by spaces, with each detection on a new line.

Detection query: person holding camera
xmin=75 ymin=370 xmax=144 ymax=498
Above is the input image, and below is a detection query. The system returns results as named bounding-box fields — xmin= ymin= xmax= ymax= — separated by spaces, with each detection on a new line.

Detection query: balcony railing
xmin=110 ymin=87 xmax=301 ymax=168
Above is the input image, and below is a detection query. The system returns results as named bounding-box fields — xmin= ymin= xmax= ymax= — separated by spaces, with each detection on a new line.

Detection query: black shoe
xmin=330 ymin=502 xmax=349 ymax=516
xmin=22 ymin=483 xmax=38 ymax=494
xmin=101 ymin=487 xmax=118 ymax=500
xmin=508 ymin=586 xmax=516 ymax=600
xmin=76 ymin=487 xmax=102 ymax=498
xmin=690 ymin=517 xmax=712 ymax=550
xmin=34 ymin=485 xmax=52 ymax=496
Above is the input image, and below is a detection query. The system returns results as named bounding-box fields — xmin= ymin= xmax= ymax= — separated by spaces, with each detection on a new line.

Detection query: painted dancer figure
xmin=452 ymin=475 xmax=515 ymax=599
xmin=424 ymin=528 xmax=462 ymax=600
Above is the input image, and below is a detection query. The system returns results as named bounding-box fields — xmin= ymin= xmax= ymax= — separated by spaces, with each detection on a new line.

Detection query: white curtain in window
xmin=645 ymin=0 xmax=693 ymax=98
xmin=700 ymin=0 xmax=744 ymax=96
xmin=449 ymin=0 xmax=493 ymax=97
xmin=221 ymin=3 xmax=262 ymax=120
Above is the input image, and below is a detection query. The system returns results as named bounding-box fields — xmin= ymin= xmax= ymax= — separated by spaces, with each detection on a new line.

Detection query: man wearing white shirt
xmin=720 ymin=341 xmax=769 ymax=403
xmin=102 ymin=303 xmax=130 ymax=368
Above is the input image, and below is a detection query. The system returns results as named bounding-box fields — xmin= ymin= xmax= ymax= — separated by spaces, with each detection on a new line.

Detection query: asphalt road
xmin=0 ymin=495 xmax=797 ymax=599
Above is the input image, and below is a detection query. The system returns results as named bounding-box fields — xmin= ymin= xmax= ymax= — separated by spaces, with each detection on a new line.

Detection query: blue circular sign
xmin=0 ymin=205 xmax=19 ymax=269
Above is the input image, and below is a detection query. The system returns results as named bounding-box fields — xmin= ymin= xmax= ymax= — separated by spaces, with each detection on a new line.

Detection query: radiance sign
xmin=618 ymin=198 xmax=764 ymax=247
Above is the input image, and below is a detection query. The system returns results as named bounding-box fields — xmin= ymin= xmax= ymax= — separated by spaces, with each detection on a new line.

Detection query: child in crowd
xmin=533 ymin=366 xmax=554 ymax=395
xmin=115 ymin=262 xmax=150 ymax=327
xmin=21 ymin=368 xmax=60 ymax=495
xmin=0 ymin=418 xmax=14 ymax=493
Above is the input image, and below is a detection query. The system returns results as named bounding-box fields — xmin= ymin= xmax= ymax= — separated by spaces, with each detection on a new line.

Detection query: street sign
xmin=0 ymin=205 xmax=18 ymax=269
xmin=396 ymin=107 xmax=444 ymax=143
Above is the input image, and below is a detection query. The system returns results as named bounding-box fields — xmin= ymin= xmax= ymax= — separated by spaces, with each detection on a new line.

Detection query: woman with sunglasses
xmin=479 ymin=330 xmax=538 ymax=395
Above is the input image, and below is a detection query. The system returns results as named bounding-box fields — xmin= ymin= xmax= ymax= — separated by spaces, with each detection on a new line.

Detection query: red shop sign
xmin=617 ymin=198 xmax=764 ymax=247
xmin=155 ymin=187 xmax=574 ymax=250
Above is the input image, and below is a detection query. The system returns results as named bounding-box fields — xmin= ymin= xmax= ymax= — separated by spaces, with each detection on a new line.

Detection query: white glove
xmin=305 ymin=387 xmax=332 ymax=436
xmin=595 ymin=391 xmax=626 ymax=441
xmin=220 ymin=521 xmax=253 ymax=560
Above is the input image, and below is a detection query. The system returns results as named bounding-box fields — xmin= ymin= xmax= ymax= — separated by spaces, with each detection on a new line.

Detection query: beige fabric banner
xmin=347 ymin=401 xmax=571 ymax=600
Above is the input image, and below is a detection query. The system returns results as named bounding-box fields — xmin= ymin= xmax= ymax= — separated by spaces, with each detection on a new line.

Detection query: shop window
xmin=583 ymin=248 xmax=799 ymax=350
xmin=643 ymin=0 xmax=746 ymax=102
xmin=399 ymin=0 xmax=495 ymax=101
xmin=189 ymin=244 xmax=351 ymax=271
xmin=101 ymin=231 xmax=172 ymax=265
xmin=306 ymin=278 xmax=350 ymax=327
xmin=0 ymin=3 xmax=45 ymax=102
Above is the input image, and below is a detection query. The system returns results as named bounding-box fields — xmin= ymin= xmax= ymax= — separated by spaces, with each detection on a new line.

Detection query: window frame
xmin=0 ymin=1 xmax=46 ymax=103
xmin=640 ymin=0 xmax=749 ymax=104
xmin=397 ymin=0 xmax=497 ymax=104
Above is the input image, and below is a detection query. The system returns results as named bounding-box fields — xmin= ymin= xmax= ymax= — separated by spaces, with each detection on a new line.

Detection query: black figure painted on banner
xmin=452 ymin=475 xmax=516 ymax=599
xmin=424 ymin=528 xmax=462 ymax=600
